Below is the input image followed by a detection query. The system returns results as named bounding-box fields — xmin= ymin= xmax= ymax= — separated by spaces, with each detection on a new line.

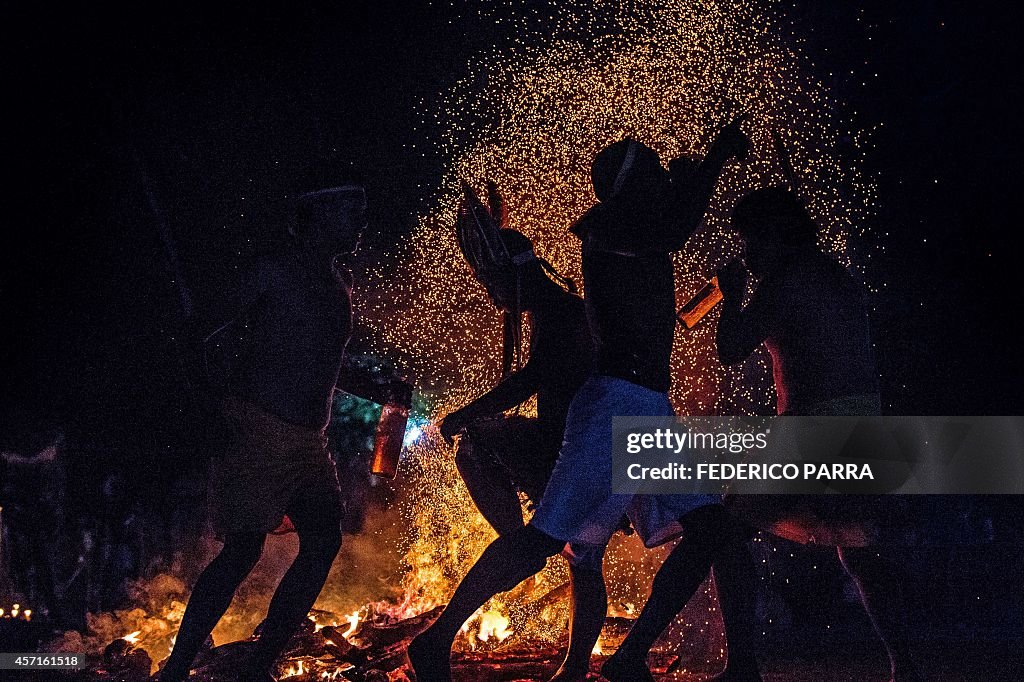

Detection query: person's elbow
xmin=716 ymin=345 xmax=749 ymax=366
xmin=716 ymin=332 xmax=753 ymax=365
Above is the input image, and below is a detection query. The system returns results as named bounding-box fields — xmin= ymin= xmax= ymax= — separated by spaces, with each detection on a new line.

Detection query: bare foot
xmin=601 ymin=651 xmax=655 ymax=682
xmin=547 ymin=664 xmax=590 ymax=682
xmin=407 ymin=630 xmax=453 ymax=682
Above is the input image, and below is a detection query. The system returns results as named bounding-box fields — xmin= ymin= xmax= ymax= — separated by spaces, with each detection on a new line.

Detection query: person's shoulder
xmin=789 ymin=248 xmax=844 ymax=279
xmin=533 ymin=291 xmax=586 ymax=338
xmin=799 ymin=250 xmax=865 ymax=302
xmin=818 ymin=252 xmax=860 ymax=288
xmin=570 ymin=203 xmax=607 ymax=238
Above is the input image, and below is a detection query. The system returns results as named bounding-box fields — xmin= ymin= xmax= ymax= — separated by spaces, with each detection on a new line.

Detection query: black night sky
xmin=2 ymin=1 xmax=1021 ymax=501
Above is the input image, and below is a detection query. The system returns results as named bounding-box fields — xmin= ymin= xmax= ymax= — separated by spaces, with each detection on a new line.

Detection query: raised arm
xmin=657 ymin=120 xmax=751 ymax=251
xmin=439 ymin=360 xmax=544 ymax=443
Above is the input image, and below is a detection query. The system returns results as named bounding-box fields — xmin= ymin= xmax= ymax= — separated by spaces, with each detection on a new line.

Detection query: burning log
xmin=318 ymin=626 xmax=356 ymax=659
xmin=185 ymin=640 xmax=263 ymax=682
xmin=66 ymin=634 xmax=155 ymax=682
xmin=347 ymin=606 xmax=441 ymax=650
xmin=101 ymin=637 xmax=152 ymax=681
xmin=151 ymin=606 xmax=445 ymax=682
xmin=337 ymin=605 xmax=443 ymax=680
xmin=77 ymin=601 xmax=654 ymax=682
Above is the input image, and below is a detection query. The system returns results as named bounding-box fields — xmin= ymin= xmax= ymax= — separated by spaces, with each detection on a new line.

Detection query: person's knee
xmin=680 ymin=504 xmax=727 ymax=547
xmin=299 ymin=524 xmax=343 ymax=564
xmin=476 ymin=525 xmax=561 ymax=594
xmin=501 ymin=524 xmax=563 ymax=570
xmin=566 ymin=543 xmax=605 ymax=573
xmin=322 ymin=526 xmax=344 ymax=557
xmin=220 ymin=534 xmax=265 ymax=573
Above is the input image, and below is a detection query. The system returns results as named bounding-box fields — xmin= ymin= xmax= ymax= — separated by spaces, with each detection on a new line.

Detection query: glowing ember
xmin=282 ymin=659 xmax=305 ymax=678
xmin=475 ymin=609 xmax=513 ymax=644
xmin=122 ymin=630 xmax=142 ymax=645
xmin=342 ymin=610 xmax=361 ymax=641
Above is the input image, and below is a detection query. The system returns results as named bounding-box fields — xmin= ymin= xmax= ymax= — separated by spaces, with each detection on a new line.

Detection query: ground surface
xmin=448 ymin=643 xmax=1022 ymax=681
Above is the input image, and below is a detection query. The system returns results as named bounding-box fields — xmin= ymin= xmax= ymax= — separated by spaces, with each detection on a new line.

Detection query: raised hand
xmin=438 ymin=409 xmax=470 ymax=445
xmin=710 ymin=115 xmax=751 ymax=162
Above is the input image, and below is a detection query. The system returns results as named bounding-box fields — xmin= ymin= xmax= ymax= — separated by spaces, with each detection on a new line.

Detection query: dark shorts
xmin=726 ymin=393 xmax=912 ymax=547
xmin=462 ymin=415 xmax=561 ymax=505
xmin=210 ymin=397 xmax=342 ymax=538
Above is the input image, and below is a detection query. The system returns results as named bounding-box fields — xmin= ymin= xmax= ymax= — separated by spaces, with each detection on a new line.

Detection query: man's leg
xmin=159 ymin=533 xmax=266 ymax=682
xmin=244 ymin=492 xmax=343 ymax=680
xmin=408 ymin=523 xmax=565 ymax=682
xmin=837 ymin=547 xmax=922 ymax=682
xmin=455 ymin=435 xmax=525 ymax=536
xmin=603 ymin=505 xmax=760 ymax=682
xmin=549 ymin=546 xmax=608 ymax=682
xmin=709 ymin=514 xmax=760 ymax=681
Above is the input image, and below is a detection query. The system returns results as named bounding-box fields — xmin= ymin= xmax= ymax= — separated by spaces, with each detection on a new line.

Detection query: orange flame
xmin=282 ymin=659 xmax=305 ymax=678
xmin=475 ymin=609 xmax=513 ymax=643
xmin=342 ymin=611 xmax=361 ymax=641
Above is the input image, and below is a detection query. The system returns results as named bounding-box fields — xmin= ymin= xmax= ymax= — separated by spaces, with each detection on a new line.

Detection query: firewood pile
xmin=64 ymin=609 xmax=689 ymax=682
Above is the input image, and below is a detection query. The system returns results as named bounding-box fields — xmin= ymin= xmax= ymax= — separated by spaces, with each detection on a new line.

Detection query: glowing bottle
xmin=677 ymin=276 xmax=723 ymax=329
xmin=370 ymin=381 xmax=412 ymax=479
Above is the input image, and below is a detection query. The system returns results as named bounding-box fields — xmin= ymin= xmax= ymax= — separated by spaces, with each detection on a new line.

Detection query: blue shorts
xmin=532 ymin=375 xmax=718 ymax=550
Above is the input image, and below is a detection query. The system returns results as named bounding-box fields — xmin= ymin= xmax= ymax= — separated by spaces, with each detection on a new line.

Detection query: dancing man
xmin=712 ymin=186 xmax=922 ymax=682
xmin=161 ymin=185 xmax=399 ymax=682
xmin=441 ymin=183 xmax=600 ymax=681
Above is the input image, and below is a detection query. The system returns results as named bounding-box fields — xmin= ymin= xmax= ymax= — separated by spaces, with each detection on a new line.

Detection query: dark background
xmin=1 ymin=0 xmax=1021 ymax=636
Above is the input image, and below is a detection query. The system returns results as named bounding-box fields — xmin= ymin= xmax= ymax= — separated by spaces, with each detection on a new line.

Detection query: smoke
xmin=48 ymin=573 xmax=189 ymax=664
xmin=47 ymin=498 xmax=407 ymax=670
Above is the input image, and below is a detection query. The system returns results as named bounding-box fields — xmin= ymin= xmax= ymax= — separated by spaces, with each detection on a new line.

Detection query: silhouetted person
xmin=443 ymin=199 xmax=601 ymax=681
xmin=598 ymin=129 xmax=761 ymax=682
xmin=160 ymin=185 xmax=397 ymax=682
xmin=601 ymin=503 xmax=760 ymax=682
xmin=713 ymin=186 xmax=922 ymax=682
xmin=408 ymin=122 xmax=748 ymax=682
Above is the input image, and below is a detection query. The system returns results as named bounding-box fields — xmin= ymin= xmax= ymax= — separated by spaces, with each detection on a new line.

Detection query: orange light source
xmin=677 ymin=277 xmax=724 ymax=329
xmin=370 ymin=382 xmax=412 ymax=480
